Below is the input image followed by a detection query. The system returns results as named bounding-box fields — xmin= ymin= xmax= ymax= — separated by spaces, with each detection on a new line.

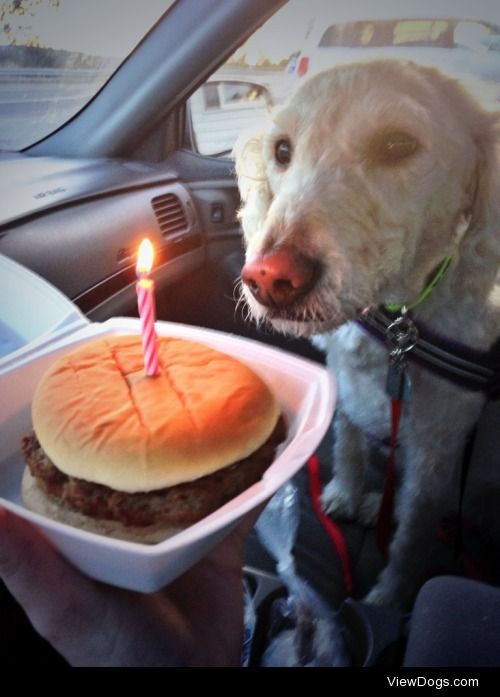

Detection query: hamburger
xmin=21 ymin=335 xmax=285 ymax=543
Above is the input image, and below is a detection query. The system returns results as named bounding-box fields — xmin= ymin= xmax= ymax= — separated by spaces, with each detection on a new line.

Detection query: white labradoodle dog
xmin=235 ymin=60 xmax=500 ymax=609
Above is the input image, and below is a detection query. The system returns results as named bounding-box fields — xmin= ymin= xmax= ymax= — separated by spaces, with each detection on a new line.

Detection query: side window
xmin=187 ymin=2 xmax=302 ymax=158
xmin=189 ymin=78 xmax=275 ymax=157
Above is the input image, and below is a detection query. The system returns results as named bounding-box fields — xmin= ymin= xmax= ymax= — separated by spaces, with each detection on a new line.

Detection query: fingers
xmin=0 ymin=503 xmax=267 ymax=667
xmin=212 ymin=500 xmax=269 ymax=572
xmin=0 ymin=508 xmax=194 ymax=666
xmin=235 ymin=502 xmax=268 ymax=539
xmin=0 ymin=507 xmax=110 ymax=664
xmin=166 ymin=506 xmax=267 ymax=666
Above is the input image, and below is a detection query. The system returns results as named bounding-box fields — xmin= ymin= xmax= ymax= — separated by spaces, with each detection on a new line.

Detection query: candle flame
xmin=137 ymin=238 xmax=154 ymax=275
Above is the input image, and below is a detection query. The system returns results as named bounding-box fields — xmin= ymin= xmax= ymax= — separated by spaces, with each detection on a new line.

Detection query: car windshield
xmin=0 ymin=0 xmax=174 ymax=151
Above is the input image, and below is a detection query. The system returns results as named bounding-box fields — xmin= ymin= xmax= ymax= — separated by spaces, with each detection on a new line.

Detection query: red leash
xmin=307 ymin=455 xmax=353 ymax=596
xmin=308 ymin=397 xmax=484 ymax=591
xmin=307 ymin=399 xmax=402 ymax=595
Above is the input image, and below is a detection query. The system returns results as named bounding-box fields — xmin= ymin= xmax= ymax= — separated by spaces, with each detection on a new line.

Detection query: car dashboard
xmin=0 ymin=150 xmax=242 ymax=324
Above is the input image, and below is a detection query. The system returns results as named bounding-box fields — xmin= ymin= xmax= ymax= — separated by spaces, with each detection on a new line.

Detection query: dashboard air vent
xmin=152 ymin=193 xmax=188 ymax=237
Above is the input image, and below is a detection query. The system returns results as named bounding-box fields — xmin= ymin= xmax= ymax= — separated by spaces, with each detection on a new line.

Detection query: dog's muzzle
xmin=241 ymin=247 xmax=320 ymax=310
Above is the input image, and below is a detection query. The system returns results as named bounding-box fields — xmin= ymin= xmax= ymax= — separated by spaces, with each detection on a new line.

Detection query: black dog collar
xmin=357 ymin=309 xmax=500 ymax=398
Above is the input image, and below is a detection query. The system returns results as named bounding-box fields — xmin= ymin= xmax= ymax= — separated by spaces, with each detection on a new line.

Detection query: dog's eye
xmin=368 ymin=131 xmax=420 ymax=165
xmin=275 ymin=138 xmax=292 ymax=166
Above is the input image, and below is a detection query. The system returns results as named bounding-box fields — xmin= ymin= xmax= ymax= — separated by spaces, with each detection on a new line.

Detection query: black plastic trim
xmin=73 ymin=233 xmax=202 ymax=313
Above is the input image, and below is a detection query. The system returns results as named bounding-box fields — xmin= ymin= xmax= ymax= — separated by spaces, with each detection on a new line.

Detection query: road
xmin=0 ymin=68 xmax=107 ymax=150
xmin=0 ymin=65 xmax=291 ymax=152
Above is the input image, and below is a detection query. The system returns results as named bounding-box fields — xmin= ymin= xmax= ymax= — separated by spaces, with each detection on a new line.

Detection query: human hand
xmin=0 ymin=506 xmax=254 ymax=667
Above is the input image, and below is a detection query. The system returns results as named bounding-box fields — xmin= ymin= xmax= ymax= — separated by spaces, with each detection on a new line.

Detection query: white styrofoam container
xmin=0 ymin=317 xmax=335 ymax=592
xmin=0 ymin=254 xmax=87 ymax=374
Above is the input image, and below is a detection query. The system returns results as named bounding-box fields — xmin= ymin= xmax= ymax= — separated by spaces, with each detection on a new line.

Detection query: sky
xmin=2 ymin=0 xmax=500 ymax=60
xmin=0 ymin=0 xmax=173 ymax=55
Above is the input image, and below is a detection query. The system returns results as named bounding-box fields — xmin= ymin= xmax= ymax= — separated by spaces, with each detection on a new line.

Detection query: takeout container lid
xmin=0 ymin=254 xmax=87 ymax=375
xmin=0 ymin=317 xmax=335 ymax=592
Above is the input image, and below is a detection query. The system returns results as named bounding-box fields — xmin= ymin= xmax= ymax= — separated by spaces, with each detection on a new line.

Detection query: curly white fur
xmin=234 ymin=60 xmax=500 ymax=609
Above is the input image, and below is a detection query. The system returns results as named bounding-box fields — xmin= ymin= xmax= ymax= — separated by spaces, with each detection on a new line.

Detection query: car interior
xmin=0 ymin=0 xmax=325 ymax=666
xmin=1 ymin=0 xmax=500 ymax=668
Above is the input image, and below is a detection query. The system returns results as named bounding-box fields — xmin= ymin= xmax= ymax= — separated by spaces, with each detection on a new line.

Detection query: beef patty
xmin=22 ymin=417 xmax=286 ymax=528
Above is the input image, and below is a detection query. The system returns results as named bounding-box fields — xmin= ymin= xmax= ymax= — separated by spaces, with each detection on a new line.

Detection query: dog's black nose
xmin=241 ymin=248 xmax=319 ymax=308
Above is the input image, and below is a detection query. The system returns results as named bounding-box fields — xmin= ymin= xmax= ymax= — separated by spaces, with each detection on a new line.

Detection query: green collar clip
xmin=384 ymin=253 xmax=454 ymax=314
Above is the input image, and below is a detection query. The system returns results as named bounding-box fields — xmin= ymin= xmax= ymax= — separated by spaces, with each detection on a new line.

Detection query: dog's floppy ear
xmin=470 ymin=110 xmax=500 ymax=222
xmin=233 ymin=132 xmax=272 ymax=243
xmin=462 ymin=109 xmax=500 ymax=258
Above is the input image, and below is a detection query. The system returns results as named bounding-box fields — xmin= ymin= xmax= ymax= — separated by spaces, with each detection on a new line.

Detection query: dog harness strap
xmin=376 ymin=310 xmax=415 ymax=556
xmin=307 ymin=455 xmax=353 ymax=596
xmin=357 ymin=309 xmax=500 ymax=396
xmin=376 ymin=399 xmax=402 ymax=557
